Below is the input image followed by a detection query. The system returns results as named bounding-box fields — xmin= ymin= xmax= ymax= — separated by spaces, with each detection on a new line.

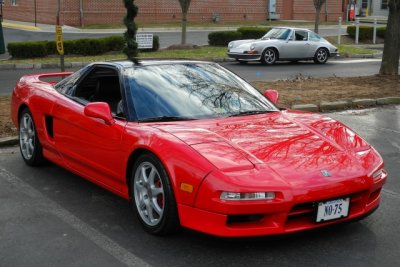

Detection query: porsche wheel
xmin=261 ymin=48 xmax=277 ymax=65
xmin=131 ymin=153 xmax=179 ymax=235
xmin=19 ymin=108 xmax=44 ymax=166
xmin=314 ymin=48 xmax=329 ymax=64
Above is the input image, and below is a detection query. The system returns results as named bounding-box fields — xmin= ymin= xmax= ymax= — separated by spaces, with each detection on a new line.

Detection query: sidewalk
xmin=2 ymin=19 xmax=349 ymax=34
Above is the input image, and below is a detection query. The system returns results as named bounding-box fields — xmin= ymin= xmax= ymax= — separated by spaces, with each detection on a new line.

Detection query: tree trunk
xmin=181 ymin=12 xmax=187 ymax=45
xmin=314 ymin=6 xmax=321 ymax=33
xmin=379 ymin=0 xmax=400 ymax=75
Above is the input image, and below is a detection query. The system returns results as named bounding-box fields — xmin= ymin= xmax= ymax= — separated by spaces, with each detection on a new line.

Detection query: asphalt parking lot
xmin=1 ymin=105 xmax=399 ymax=267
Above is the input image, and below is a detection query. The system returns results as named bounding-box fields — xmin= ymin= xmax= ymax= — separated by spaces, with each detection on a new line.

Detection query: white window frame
xmin=11 ymin=0 xmax=17 ymax=6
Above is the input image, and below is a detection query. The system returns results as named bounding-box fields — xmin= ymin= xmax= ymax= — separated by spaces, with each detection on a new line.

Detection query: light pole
xmin=0 ymin=0 xmax=5 ymax=55
xmin=0 ymin=20 xmax=5 ymax=55
xmin=34 ymin=0 xmax=37 ymax=27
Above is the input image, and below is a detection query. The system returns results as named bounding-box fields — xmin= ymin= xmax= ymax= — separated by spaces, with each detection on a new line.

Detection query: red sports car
xmin=11 ymin=60 xmax=387 ymax=237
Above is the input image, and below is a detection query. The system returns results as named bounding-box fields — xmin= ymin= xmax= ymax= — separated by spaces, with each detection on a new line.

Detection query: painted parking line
xmin=0 ymin=166 xmax=151 ymax=267
xmin=332 ymin=59 xmax=382 ymax=64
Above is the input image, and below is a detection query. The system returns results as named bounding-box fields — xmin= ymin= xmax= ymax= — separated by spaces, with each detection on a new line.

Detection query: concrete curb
xmin=0 ymin=136 xmax=19 ymax=147
xmin=291 ymin=97 xmax=400 ymax=112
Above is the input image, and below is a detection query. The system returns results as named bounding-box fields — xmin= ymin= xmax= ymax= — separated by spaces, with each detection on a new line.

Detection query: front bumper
xmin=178 ymin=170 xmax=387 ymax=237
xmin=330 ymin=51 xmax=339 ymax=57
xmin=227 ymin=52 xmax=261 ymax=61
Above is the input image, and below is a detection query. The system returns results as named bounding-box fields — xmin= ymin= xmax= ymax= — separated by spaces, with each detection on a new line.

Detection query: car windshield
xmin=262 ymin=28 xmax=291 ymax=40
xmin=124 ymin=63 xmax=277 ymax=121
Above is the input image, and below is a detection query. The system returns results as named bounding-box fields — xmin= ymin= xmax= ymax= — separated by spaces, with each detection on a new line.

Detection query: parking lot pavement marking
xmin=0 ymin=166 xmax=151 ymax=267
xmin=332 ymin=59 xmax=382 ymax=64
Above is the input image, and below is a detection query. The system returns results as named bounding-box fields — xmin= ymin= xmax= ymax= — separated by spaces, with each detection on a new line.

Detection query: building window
xmin=11 ymin=0 xmax=17 ymax=6
xmin=381 ymin=0 xmax=388 ymax=9
xmin=361 ymin=0 xmax=368 ymax=8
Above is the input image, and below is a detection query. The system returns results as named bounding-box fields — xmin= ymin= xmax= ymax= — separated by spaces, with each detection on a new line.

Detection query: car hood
xmin=229 ymin=39 xmax=278 ymax=53
xmin=152 ymin=111 xmax=380 ymax=181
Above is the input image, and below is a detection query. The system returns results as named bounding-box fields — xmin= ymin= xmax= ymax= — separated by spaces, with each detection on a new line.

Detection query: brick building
xmin=1 ymin=0 xmax=384 ymax=27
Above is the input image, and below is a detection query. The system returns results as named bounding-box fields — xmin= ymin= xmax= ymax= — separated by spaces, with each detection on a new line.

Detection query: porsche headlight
xmin=220 ymin=192 xmax=275 ymax=201
xmin=228 ymin=42 xmax=234 ymax=48
xmin=250 ymin=44 xmax=256 ymax=50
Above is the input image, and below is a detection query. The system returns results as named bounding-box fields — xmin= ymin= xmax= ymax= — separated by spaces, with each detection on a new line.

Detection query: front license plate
xmin=316 ymin=198 xmax=350 ymax=223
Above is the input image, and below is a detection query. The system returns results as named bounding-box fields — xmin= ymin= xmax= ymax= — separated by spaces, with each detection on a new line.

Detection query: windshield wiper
xmin=228 ymin=110 xmax=276 ymax=117
xmin=139 ymin=116 xmax=198 ymax=122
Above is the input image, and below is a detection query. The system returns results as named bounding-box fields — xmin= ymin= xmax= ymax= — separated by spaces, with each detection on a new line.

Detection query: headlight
xmin=220 ymin=192 xmax=275 ymax=201
xmin=250 ymin=44 xmax=256 ymax=50
xmin=228 ymin=42 xmax=233 ymax=48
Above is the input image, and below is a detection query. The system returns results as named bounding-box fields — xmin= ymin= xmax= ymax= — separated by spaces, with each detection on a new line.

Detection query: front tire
xmin=131 ymin=153 xmax=179 ymax=235
xmin=314 ymin=48 xmax=329 ymax=64
xmin=19 ymin=108 xmax=45 ymax=166
xmin=261 ymin=48 xmax=277 ymax=65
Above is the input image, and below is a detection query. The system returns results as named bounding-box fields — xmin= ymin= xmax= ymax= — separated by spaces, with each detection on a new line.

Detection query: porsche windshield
xmin=125 ymin=63 xmax=277 ymax=121
xmin=262 ymin=28 xmax=291 ymax=40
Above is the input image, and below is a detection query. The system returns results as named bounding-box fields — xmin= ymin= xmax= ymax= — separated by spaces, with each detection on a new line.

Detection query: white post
xmin=373 ymin=18 xmax=377 ymax=44
xmin=355 ymin=18 xmax=359 ymax=45
xmin=338 ymin=16 xmax=342 ymax=45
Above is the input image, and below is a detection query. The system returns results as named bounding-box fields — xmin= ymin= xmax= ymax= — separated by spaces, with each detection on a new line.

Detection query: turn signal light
xmin=180 ymin=183 xmax=194 ymax=193
xmin=372 ymin=168 xmax=387 ymax=181
xmin=220 ymin=192 xmax=275 ymax=201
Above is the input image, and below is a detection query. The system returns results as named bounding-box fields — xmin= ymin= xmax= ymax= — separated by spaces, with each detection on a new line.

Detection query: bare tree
xmin=313 ymin=0 xmax=327 ymax=33
xmin=379 ymin=0 xmax=400 ymax=75
xmin=179 ymin=0 xmax=192 ymax=44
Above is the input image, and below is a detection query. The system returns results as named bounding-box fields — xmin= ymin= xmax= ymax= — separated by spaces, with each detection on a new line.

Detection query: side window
xmin=55 ymin=67 xmax=87 ymax=95
xmin=294 ymin=31 xmax=308 ymax=41
xmin=309 ymin=32 xmax=321 ymax=42
xmin=73 ymin=67 xmax=124 ymax=117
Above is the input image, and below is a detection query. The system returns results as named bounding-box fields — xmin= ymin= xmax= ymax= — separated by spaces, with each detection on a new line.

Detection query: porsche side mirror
xmin=84 ymin=102 xmax=114 ymax=125
xmin=264 ymin=89 xmax=279 ymax=105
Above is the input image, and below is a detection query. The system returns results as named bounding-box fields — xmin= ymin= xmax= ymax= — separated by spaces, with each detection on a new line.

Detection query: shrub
xmin=376 ymin=27 xmax=386 ymax=38
xmin=102 ymin=36 xmax=125 ymax=51
xmin=237 ymin=27 xmax=271 ymax=39
xmin=7 ymin=41 xmax=48 ymax=58
xmin=346 ymin=25 xmax=374 ymax=40
xmin=7 ymin=34 xmax=159 ymax=58
xmin=208 ymin=31 xmax=242 ymax=46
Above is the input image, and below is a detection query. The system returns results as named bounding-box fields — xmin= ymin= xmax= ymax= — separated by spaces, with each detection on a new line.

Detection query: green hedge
xmin=347 ymin=26 xmax=373 ymax=40
xmin=376 ymin=27 xmax=386 ymax=38
xmin=347 ymin=25 xmax=387 ymax=40
xmin=7 ymin=41 xmax=48 ymax=58
xmin=208 ymin=31 xmax=242 ymax=46
xmin=237 ymin=27 xmax=271 ymax=39
xmin=7 ymin=35 xmax=159 ymax=58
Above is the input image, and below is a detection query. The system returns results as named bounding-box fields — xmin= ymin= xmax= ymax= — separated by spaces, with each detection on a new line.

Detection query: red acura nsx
xmin=11 ymin=60 xmax=387 ymax=237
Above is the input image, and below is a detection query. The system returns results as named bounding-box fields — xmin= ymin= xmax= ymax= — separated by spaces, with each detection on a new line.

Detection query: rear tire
xmin=19 ymin=108 xmax=45 ymax=166
xmin=130 ymin=153 xmax=179 ymax=235
xmin=261 ymin=48 xmax=277 ymax=65
xmin=314 ymin=48 xmax=329 ymax=64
